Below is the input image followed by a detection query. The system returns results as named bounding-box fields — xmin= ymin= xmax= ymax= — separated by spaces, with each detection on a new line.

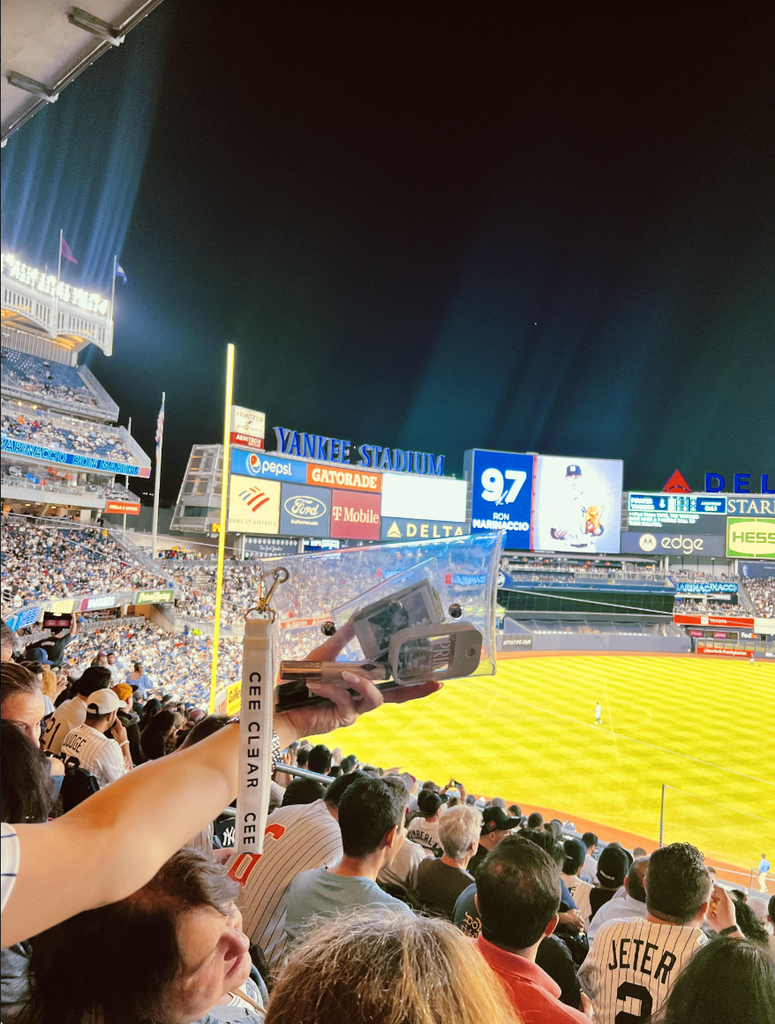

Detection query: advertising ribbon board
xmin=234 ymin=615 xmax=274 ymax=856
xmin=674 ymin=614 xmax=755 ymax=629
xmin=105 ymin=500 xmax=141 ymax=515
xmin=134 ymin=589 xmax=174 ymax=605
xmin=0 ymin=436 xmax=151 ymax=477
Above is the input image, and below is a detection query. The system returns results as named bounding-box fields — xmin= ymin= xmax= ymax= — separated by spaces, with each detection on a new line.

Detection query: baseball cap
xmin=597 ymin=845 xmax=630 ymax=887
xmin=481 ymin=806 xmax=522 ymax=835
xmin=417 ymin=790 xmax=447 ymax=816
xmin=112 ymin=683 xmax=134 ymax=704
xmin=85 ymin=690 xmax=127 ymax=715
xmin=566 ymin=464 xmax=582 ymax=477
xmin=386 ymin=772 xmax=416 ymax=795
xmin=30 ymin=648 xmax=53 ymax=665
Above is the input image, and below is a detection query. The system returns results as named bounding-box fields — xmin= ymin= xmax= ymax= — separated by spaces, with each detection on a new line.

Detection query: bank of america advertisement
xmin=533 ymin=456 xmax=623 ymax=553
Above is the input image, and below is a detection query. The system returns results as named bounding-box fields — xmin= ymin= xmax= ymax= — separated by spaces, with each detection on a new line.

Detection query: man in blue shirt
xmin=285 ymin=775 xmax=412 ymax=946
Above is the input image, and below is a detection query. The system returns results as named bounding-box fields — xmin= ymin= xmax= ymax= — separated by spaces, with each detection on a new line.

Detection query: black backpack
xmin=60 ymin=760 xmax=100 ymax=812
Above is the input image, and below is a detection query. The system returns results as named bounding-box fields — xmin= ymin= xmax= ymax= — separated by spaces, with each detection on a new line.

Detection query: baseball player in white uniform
xmin=60 ymin=689 xmax=130 ymax=790
xmin=549 ymin=464 xmax=606 ymax=552
xmin=578 ymin=843 xmax=745 ymax=1024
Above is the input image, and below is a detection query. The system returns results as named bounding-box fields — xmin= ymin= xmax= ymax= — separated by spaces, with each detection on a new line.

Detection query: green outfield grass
xmin=315 ymin=655 xmax=775 ymax=871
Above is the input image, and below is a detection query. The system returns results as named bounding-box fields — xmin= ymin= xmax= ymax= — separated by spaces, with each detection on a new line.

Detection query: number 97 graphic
xmin=481 ymin=468 xmax=527 ymax=506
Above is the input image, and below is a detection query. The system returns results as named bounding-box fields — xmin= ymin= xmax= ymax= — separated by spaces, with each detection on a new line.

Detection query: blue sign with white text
xmin=230 ymin=449 xmax=307 ymax=483
xmin=464 ymin=449 xmax=535 ymax=550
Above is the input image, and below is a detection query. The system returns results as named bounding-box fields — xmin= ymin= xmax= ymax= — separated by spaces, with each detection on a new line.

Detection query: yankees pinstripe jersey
xmin=42 ymin=697 xmax=86 ymax=755
xmin=60 ymin=724 xmax=127 ymax=790
xmin=577 ymin=917 xmax=707 ymax=1024
xmin=226 ymin=799 xmax=342 ymax=968
xmin=1 ymin=823 xmax=19 ymax=913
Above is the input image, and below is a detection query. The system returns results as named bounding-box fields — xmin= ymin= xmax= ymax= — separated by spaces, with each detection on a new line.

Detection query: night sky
xmin=2 ymin=4 xmax=773 ymax=502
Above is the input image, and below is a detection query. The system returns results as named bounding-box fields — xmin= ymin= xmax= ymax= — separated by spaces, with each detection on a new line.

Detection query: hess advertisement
xmin=533 ymin=456 xmax=623 ymax=554
xmin=726 ymin=518 xmax=775 ymax=559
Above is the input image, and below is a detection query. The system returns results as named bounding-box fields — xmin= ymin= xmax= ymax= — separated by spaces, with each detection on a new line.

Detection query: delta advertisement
xmin=228 ymin=448 xmax=467 ymax=541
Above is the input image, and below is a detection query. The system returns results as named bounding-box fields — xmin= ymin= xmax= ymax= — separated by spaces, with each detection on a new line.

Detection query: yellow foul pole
xmin=210 ymin=343 xmax=235 ymax=712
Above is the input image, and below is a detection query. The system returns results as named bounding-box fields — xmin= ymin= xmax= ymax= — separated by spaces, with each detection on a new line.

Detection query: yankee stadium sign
xmin=273 ymin=427 xmax=445 ymax=476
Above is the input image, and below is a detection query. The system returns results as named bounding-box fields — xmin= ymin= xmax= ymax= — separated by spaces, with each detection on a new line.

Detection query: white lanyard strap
xmin=236 ymin=614 xmax=274 ymax=854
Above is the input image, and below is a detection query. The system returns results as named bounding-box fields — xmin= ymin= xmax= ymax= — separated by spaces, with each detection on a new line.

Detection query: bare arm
xmin=3 ymin=636 xmax=441 ymax=946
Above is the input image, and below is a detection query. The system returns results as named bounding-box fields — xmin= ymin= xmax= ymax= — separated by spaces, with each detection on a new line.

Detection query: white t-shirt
xmin=1 ymin=822 xmax=20 ymax=913
xmin=42 ymin=696 xmax=86 ymax=755
xmin=60 ymin=724 xmax=128 ymax=789
xmin=587 ymin=894 xmax=648 ymax=943
xmin=578 ymin=917 xmax=707 ymax=1024
xmin=406 ymin=817 xmax=443 ymax=858
xmin=378 ymin=836 xmax=430 ymax=890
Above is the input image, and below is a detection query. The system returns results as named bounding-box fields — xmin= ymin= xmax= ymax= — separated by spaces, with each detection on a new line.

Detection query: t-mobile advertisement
xmin=533 ymin=456 xmax=623 ymax=554
xmin=329 ymin=489 xmax=382 ymax=540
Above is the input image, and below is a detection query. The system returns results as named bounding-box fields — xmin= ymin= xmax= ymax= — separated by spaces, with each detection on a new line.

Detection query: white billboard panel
xmin=381 ymin=472 xmax=467 ymax=523
xmin=533 ymin=455 xmax=623 ymax=553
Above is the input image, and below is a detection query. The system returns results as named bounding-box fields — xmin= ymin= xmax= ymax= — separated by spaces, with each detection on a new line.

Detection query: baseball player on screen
xmin=549 ymin=464 xmax=606 ymax=551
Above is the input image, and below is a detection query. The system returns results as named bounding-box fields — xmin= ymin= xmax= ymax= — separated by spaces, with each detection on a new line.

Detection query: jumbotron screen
xmin=532 ymin=455 xmax=624 ymax=554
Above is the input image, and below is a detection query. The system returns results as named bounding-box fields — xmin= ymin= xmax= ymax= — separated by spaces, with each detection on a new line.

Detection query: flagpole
xmin=152 ymin=393 xmax=165 ymax=560
xmin=109 ymin=255 xmax=118 ymax=351
xmin=54 ymin=230 xmax=63 ymax=338
xmin=123 ymin=415 xmax=132 ymax=538
xmin=210 ymin=343 xmax=235 ymax=713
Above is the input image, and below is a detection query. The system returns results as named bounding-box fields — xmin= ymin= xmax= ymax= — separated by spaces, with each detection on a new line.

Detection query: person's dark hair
xmin=520 ymin=827 xmax=565 ymax=866
xmin=133 ymin=661 xmax=143 ymax=672
xmin=324 ymin=769 xmax=369 ymax=809
xmin=420 ymin=779 xmax=439 ymax=792
xmin=488 ymin=797 xmax=506 ymax=809
xmin=507 ymin=804 xmax=521 ymax=818
xmin=296 ymin=747 xmax=309 ymax=769
xmin=732 ymin=899 xmax=769 ymax=946
xmin=337 ymin=776 xmax=407 ymax=859
xmin=526 ymin=811 xmax=544 ymax=829
xmin=1 ymin=662 xmax=41 ymax=708
xmin=627 ymin=858 xmax=649 ymax=903
xmin=139 ymin=697 xmax=161 ymax=730
xmin=328 ymin=764 xmax=343 ymax=778
xmin=20 ymin=660 xmax=45 ymax=678
xmin=339 ymin=753 xmax=358 ymax=774
xmin=178 ymin=714 xmax=230 ymax=749
xmin=650 ymin=938 xmax=775 ymax=1024
xmin=282 ymin=778 xmax=326 ymax=806
xmin=141 ymin=709 xmax=176 ymax=760
xmin=645 ymin=843 xmax=712 ymax=924
xmin=1 ymin=619 xmax=15 ymax=661
xmin=477 ymin=834 xmax=561 ymax=949
xmin=307 ymin=744 xmax=332 ymax=775
xmin=546 ymin=819 xmax=563 ymax=839
xmin=581 ymin=831 xmax=598 ymax=850
xmin=0 ymin=720 xmax=53 ymax=824
xmin=24 ymin=848 xmax=238 ymax=1024
xmin=73 ymin=666 xmax=112 ymax=699
xmin=769 ymin=894 xmax=775 ymax=924
xmin=562 ymin=837 xmax=587 ymax=876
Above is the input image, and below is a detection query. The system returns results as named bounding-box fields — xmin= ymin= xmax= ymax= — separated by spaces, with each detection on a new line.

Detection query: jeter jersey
xmin=578 ymin=917 xmax=706 ymax=1024
xmin=226 ymin=799 xmax=342 ymax=968
xmin=60 ymin=724 xmax=127 ymax=790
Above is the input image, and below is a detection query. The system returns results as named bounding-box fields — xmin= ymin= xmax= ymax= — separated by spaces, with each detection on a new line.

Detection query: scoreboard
xmin=627 ymin=493 xmax=727 ymax=531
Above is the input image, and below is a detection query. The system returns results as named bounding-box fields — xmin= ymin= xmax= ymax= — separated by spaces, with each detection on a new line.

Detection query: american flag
xmin=155 ymin=394 xmax=165 ymax=456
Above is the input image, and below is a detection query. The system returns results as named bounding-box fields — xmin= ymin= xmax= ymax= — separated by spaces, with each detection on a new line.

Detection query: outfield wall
xmin=499 ymin=618 xmax=690 ymax=654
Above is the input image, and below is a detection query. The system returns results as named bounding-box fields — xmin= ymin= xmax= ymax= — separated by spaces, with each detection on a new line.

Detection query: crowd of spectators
xmin=1 ymin=517 xmax=171 ymax=606
xmin=1 ymin=404 xmax=137 ymax=464
xmin=745 ymin=578 xmax=775 ymax=617
xmin=2 ymin=622 xmax=773 ymax=1024
xmin=674 ymin=599 xmax=744 ymax=616
xmin=0 ymin=348 xmax=101 ymax=409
